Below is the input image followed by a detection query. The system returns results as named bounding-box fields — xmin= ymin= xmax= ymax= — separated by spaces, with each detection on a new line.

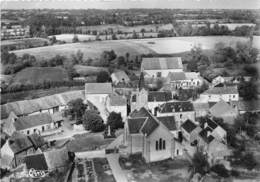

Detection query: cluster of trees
xmin=1 ymin=80 xmax=85 ymax=94
xmin=63 ymin=99 xmax=124 ymax=133
xmin=176 ymin=24 xmax=255 ymax=37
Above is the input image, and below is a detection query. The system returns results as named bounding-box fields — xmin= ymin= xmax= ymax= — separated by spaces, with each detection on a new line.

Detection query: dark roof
xmin=181 ymin=120 xmax=197 ymax=133
xmin=141 ymin=57 xmax=183 ymax=70
xmin=167 ymin=72 xmax=186 ymax=81
xmin=204 ymin=118 xmax=218 ymax=130
xmin=199 ymin=129 xmax=215 ymax=144
xmin=128 ymin=117 xmax=146 ymax=134
xmin=28 ymin=133 xmax=46 ymax=149
xmin=157 ymin=116 xmax=176 ymax=131
xmin=25 ymin=153 xmax=48 ymax=171
xmin=203 ymin=86 xmax=238 ymax=95
xmin=129 ymin=107 xmax=159 ymax=136
xmin=160 ymin=101 xmax=194 ymax=113
xmin=148 ymin=91 xmax=172 ymax=102
xmin=9 ymin=132 xmax=33 ymax=154
xmin=141 ymin=116 xmax=159 ymax=136
xmin=14 ymin=113 xmax=53 ymax=131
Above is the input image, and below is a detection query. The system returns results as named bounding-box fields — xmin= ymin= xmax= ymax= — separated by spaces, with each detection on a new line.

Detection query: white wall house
xmin=141 ymin=57 xmax=183 ymax=78
xmin=200 ymin=86 xmax=239 ymax=103
xmin=14 ymin=113 xmax=55 ymax=136
xmin=111 ymin=70 xmax=130 ymax=85
xmin=85 ymin=83 xmax=113 ymax=103
xmin=166 ymin=72 xmax=204 ymax=90
xmin=106 ymin=95 xmax=127 ymax=122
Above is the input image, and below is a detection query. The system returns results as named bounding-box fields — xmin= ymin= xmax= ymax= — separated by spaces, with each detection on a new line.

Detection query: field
xmin=11 ymin=67 xmax=69 ymax=85
xmin=74 ymin=65 xmax=108 ymax=76
xmin=49 ymin=34 xmax=96 ymax=42
xmin=11 ymin=36 xmax=257 ymax=61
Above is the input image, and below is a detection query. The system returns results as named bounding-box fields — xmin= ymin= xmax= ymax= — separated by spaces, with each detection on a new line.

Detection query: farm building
xmin=106 ymin=95 xmax=127 ymax=122
xmin=141 ymin=57 xmax=183 ymax=78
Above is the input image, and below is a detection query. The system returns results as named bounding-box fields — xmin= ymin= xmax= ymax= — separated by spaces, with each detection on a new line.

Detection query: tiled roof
xmin=109 ymin=95 xmax=126 ymax=106
xmin=15 ymin=113 xmax=53 ymax=131
xmin=28 ymin=133 xmax=46 ymax=149
xmin=128 ymin=117 xmax=147 ymax=134
xmin=141 ymin=57 xmax=183 ymax=70
xmin=167 ymin=72 xmax=186 ymax=81
xmin=157 ymin=116 xmax=176 ymax=131
xmin=193 ymin=103 xmax=210 ymax=111
xmin=203 ymin=86 xmax=238 ymax=95
xmin=44 ymin=147 xmax=69 ymax=170
xmin=185 ymin=72 xmax=200 ymax=80
xmin=85 ymin=83 xmax=112 ymax=94
xmin=181 ymin=119 xmax=197 ymax=133
xmin=129 ymin=107 xmax=151 ymax=118
xmin=159 ymin=101 xmax=194 ymax=113
xmin=209 ymin=100 xmax=237 ymax=117
xmin=111 ymin=70 xmax=130 ymax=82
xmin=25 ymin=153 xmax=48 ymax=171
xmin=8 ymin=132 xmax=33 ymax=154
xmin=148 ymin=91 xmax=172 ymax=102
xmin=141 ymin=116 xmax=159 ymax=136
xmin=199 ymin=129 xmax=215 ymax=144
xmin=202 ymin=118 xmax=218 ymax=130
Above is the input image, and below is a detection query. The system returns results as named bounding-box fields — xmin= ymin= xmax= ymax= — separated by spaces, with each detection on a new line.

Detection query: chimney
xmin=207 ymin=131 xmax=211 ymax=137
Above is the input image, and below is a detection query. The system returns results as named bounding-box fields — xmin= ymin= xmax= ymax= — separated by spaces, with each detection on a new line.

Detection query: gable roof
xmin=8 ymin=132 xmax=33 ymax=154
xmin=109 ymin=95 xmax=127 ymax=106
xmin=199 ymin=128 xmax=215 ymax=144
xmin=85 ymin=83 xmax=112 ymax=94
xmin=157 ymin=116 xmax=176 ymax=131
xmin=14 ymin=113 xmax=53 ymax=131
xmin=44 ymin=147 xmax=69 ymax=170
xmin=193 ymin=103 xmax=210 ymax=111
xmin=28 ymin=133 xmax=46 ymax=149
xmin=159 ymin=101 xmax=194 ymax=113
xmin=111 ymin=70 xmax=130 ymax=82
xmin=203 ymin=86 xmax=238 ymax=95
xmin=181 ymin=120 xmax=197 ymax=133
xmin=167 ymin=72 xmax=186 ymax=81
xmin=209 ymin=100 xmax=237 ymax=117
xmin=141 ymin=57 xmax=183 ymax=70
xmin=148 ymin=91 xmax=172 ymax=102
xmin=24 ymin=153 xmax=48 ymax=171
xmin=201 ymin=118 xmax=218 ymax=130
xmin=128 ymin=117 xmax=147 ymax=134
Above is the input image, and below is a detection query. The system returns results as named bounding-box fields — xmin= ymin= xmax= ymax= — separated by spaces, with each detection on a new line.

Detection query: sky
xmin=1 ymin=0 xmax=260 ymax=10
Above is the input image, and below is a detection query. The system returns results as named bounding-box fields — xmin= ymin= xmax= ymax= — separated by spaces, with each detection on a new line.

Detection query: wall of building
xmin=144 ymin=69 xmax=183 ymax=78
xmin=148 ymin=124 xmax=174 ymax=162
xmin=200 ymin=94 xmax=239 ymax=102
xmin=19 ymin=123 xmax=55 ymax=136
xmin=128 ymin=134 xmax=144 ymax=154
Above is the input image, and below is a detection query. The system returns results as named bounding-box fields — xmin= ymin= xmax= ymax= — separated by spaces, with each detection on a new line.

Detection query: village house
xmin=124 ymin=107 xmax=183 ymax=162
xmin=209 ymin=100 xmax=238 ymax=124
xmin=85 ymin=82 xmax=113 ymax=103
xmin=141 ymin=57 xmax=183 ymax=78
xmin=200 ymin=86 xmax=239 ymax=103
xmin=0 ymin=90 xmax=85 ymax=119
xmin=1 ymin=132 xmax=47 ymax=169
xmin=181 ymin=119 xmax=202 ymax=143
xmin=14 ymin=113 xmax=62 ymax=136
xmin=166 ymin=72 xmax=204 ymax=90
xmin=157 ymin=101 xmax=195 ymax=128
xmin=130 ymin=89 xmax=173 ymax=114
xmin=193 ymin=103 xmax=210 ymax=118
xmin=106 ymin=95 xmax=127 ymax=121
xmin=111 ymin=70 xmax=130 ymax=85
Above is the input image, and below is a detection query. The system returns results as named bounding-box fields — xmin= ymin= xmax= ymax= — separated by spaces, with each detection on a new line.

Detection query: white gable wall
xmin=144 ymin=69 xmax=183 ymax=78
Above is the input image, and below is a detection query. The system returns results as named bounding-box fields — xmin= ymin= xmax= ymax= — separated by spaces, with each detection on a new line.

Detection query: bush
xmin=96 ymin=71 xmax=111 ymax=83
xmin=107 ymin=112 xmax=124 ymax=130
xmin=211 ymin=164 xmax=229 ymax=178
xmin=83 ymin=110 xmax=105 ymax=132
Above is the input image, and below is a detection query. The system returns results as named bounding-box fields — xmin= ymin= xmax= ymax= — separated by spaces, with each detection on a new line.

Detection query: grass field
xmin=74 ymin=65 xmax=108 ymax=76
xmin=12 ymin=40 xmax=155 ymax=60
xmin=11 ymin=67 xmax=69 ymax=85
xmin=12 ymin=36 xmax=257 ymax=61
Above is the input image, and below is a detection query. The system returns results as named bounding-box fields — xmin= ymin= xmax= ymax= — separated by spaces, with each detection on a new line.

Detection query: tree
xmin=238 ymin=80 xmax=257 ymax=101
xmin=190 ymin=150 xmax=209 ymax=176
xmin=117 ymin=56 xmax=126 ymax=67
xmin=211 ymin=164 xmax=229 ymax=178
xmin=64 ymin=98 xmax=87 ymax=123
xmin=107 ymin=112 xmax=124 ymax=130
xmin=71 ymin=50 xmax=84 ymax=65
xmin=83 ymin=110 xmax=105 ymax=132
xmin=96 ymin=71 xmax=111 ymax=83
xmin=72 ymin=34 xmax=79 ymax=43
xmin=241 ymin=152 xmax=257 ymax=170
xmin=140 ymin=28 xmax=145 ymax=37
